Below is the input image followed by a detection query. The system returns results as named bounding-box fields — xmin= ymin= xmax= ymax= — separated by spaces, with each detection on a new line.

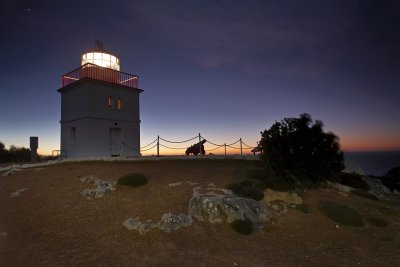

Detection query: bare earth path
xmin=1 ymin=159 xmax=399 ymax=266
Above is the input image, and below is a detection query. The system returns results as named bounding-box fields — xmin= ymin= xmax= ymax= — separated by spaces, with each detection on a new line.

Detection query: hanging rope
xmin=140 ymin=143 xmax=158 ymax=152
xmin=159 ymin=136 xmax=198 ymax=143
xmin=241 ymin=141 xmax=256 ymax=148
xmin=205 ymin=139 xmax=225 ymax=147
xmin=226 ymin=139 xmax=240 ymax=146
xmin=140 ymin=138 xmax=158 ymax=149
xmin=159 ymin=143 xmax=188 ymax=150
xmin=205 ymin=145 xmax=224 ymax=152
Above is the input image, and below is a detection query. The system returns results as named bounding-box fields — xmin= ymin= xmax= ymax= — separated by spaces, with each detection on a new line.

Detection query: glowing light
xmin=81 ymin=52 xmax=120 ymax=71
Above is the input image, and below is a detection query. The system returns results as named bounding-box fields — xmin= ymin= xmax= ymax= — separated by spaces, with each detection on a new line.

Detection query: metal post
xmin=240 ymin=138 xmax=242 ymax=156
xmin=198 ymin=133 xmax=201 ymax=156
xmin=157 ymin=135 xmax=160 ymax=157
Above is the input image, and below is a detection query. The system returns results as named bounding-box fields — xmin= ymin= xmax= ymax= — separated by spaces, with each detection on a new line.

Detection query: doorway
xmin=109 ymin=128 xmax=121 ymax=156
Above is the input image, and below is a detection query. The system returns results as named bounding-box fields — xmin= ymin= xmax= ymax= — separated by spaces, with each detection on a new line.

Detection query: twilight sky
xmin=0 ymin=0 xmax=399 ymax=155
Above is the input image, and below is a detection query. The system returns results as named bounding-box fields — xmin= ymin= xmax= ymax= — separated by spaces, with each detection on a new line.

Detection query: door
xmin=109 ymin=128 xmax=121 ymax=156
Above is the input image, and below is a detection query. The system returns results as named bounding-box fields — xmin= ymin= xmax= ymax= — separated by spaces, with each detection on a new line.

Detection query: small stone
xmin=168 ymin=182 xmax=182 ymax=187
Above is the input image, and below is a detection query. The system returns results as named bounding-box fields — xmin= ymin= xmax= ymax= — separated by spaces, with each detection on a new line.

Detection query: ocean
xmin=344 ymin=151 xmax=400 ymax=176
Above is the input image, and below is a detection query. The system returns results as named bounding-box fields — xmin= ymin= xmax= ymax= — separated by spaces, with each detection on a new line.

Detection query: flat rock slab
xmin=189 ymin=188 xmax=271 ymax=228
xmin=10 ymin=188 xmax=29 ymax=198
xmin=263 ymin=188 xmax=303 ymax=205
xmin=80 ymin=175 xmax=116 ymax=199
xmin=123 ymin=213 xmax=192 ymax=234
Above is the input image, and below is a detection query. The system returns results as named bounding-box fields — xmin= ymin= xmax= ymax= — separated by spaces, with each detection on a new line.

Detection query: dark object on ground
xmin=379 ymin=167 xmax=400 ymax=192
xmin=185 ymin=139 xmax=206 ymax=156
xmin=259 ymin=113 xmax=344 ymax=184
xmin=319 ymin=201 xmax=364 ymax=227
xmin=118 ymin=173 xmax=148 ymax=187
xmin=227 ymin=181 xmax=264 ymax=201
xmin=231 ymin=219 xmax=254 ymax=235
xmin=296 ymin=203 xmax=312 ymax=214
xmin=366 ymin=216 xmax=388 ymax=227
xmin=350 ymin=189 xmax=379 ymax=201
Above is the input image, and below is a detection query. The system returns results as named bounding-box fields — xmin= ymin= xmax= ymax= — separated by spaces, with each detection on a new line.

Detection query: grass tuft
xmin=231 ymin=219 xmax=253 ymax=235
xmin=319 ymin=201 xmax=364 ymax=227
xmin=118 ymin=173 xmax=148 ymax=187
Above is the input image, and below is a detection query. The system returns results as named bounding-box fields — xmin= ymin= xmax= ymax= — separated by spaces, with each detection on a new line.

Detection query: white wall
xmin=59 ymin=79 xmax=142 ymax=158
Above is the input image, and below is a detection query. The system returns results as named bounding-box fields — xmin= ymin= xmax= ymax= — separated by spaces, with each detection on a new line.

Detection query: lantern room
xmin=81 ymin=51 xmax=120 ymax=71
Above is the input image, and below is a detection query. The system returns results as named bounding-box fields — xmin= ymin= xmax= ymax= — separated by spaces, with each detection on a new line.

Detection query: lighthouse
xmin=58 ymin=43 xmax=143 ymax=158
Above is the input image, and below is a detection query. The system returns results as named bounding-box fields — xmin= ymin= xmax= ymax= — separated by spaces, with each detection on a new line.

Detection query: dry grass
xmin=1 ymin=159 xmax=400 ymax=266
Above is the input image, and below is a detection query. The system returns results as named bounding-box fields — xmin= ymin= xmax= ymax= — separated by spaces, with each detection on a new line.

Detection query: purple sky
xmin=1 ymin=0 xmax=399 ymax=155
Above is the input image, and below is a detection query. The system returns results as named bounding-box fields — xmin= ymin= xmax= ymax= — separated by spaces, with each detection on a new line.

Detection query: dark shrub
xmin=118 ymin=173 xmax=148 ymax=187
xmin=259 ymin=114 xmax=344 ymax=184
xmin=366 ymin=216 xmax=388 ymax=227
xmin=263 ymin=177 xmax=294 ymax=192
xmin=296 ymin=203 xmax=312 ymax=214
xmin=245 ymin=168 xmax=267 ymax=181
xmin=380 ymin=167 xmax=400 ymax=192
xmin=227 ymin=181 xmax=264 ymax=201
xmin=231 ymin=219 xmax=253 ymax=235
xmin=319 ymin=201 xmax=364 ymax=227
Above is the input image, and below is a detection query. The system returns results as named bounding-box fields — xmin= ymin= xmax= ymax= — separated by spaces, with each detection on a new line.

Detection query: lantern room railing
xmin=62 ymin=63 xmax=139 ymax=89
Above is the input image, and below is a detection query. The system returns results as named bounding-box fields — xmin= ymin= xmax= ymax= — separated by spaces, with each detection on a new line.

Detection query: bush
xmin=118 ymin=173 xmax=148 ymax=187
xmin=227 ymin=179 xmax=264 ymax=201
xmin=263 ymin=177 xmax=294 ymax=192
xmin=296 ymin=203 xmax=312 ymax=214
xmin=380 ymin=166 xmax=400 ymax=192
xmin=227 ymin=181 xmax=264 ymax=201
xmin=319 ymin=201 xmax=364 ymax=227
xmin=366 ymin=216 xmax=388 ymax=227
xmin=259 ymin=114 xmax=344 ymax=184
xmin=231 ymin=219 xmax=253 ymax=235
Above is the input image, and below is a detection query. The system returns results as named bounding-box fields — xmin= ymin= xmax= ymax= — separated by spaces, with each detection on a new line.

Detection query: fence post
xmin=240 ymin=138 xmax=242 ymax=156
xmin=224 ymin=143 xmax=226 ymax=158
xmin=198 ymin=133 xmax=201 ymax=156
xmin=157 ymin=135 xmax=160 ymax=157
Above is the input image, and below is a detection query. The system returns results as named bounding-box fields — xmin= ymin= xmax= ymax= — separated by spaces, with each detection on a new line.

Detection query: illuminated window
xmin=81 ymin=52 xmax=120 ymax=71
xmin=70 ymin=127 xmax=76 ymax=143
xmin=117 ymin=98 xmax=123 ymax=110
xmin=108 ymin=96 xmax=113 ymax=108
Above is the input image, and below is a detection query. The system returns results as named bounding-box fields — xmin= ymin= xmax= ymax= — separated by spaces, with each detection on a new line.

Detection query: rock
xmin=343 ymin=158 xmax=366 ymax=175
xmin=188 ymin=189 xmax=271 ymax=228
xmin=2 ymin=168 xmax=21 ymax=176
xmin=158 ymin=213 xmax=193 ymax=233
xmin=10 ymin=188 xmax=28 ymax=198
xmin=123 ymin=213 xmax=192 ymax=234
xmin=394 ymin=189 xmax=400 ymax=195
xmin=263 ymin=188 xmax=303 ymax=205
xmin=123 ymin=217 xmax=157 ymax=234
xmin=327 ymin=182 xmax=352 ymax=193
xmin=168 ymin=182 xmax=182 ymax=187
xmin=270 ymin=200 xmax=288 ymax=216
xmin=360 ymin=176 xmax=393 ymax=200
xmin=338 ymin=191 xmax=349 ymax=197
xmin=80 ymin=175 xmax=116 ymax=199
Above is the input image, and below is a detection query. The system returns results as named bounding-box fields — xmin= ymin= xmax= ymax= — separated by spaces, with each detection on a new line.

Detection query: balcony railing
xmin=62 ymin=63 xmax=139 ymax=89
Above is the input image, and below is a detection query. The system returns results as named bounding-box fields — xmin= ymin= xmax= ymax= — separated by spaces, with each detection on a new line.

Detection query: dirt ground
xmin=1 ymin=159 xmax=400 ymax=266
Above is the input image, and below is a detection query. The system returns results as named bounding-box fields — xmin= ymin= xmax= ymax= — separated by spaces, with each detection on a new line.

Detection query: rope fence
xmin=139 ymin=133 xmax=261 ymax=157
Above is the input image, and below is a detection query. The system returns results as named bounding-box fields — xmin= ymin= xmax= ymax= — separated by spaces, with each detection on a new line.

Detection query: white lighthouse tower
xmin=58 ymin=43 xmax=143 ymax=158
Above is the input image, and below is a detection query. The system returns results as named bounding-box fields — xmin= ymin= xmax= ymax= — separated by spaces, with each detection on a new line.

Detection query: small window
xmin=70 ymin=127 xmax=76 ymax=143
xmin=108 ymin=96 xmax=113 ymax=108
xmin=117 ymin=98 xmax=123 ymax=110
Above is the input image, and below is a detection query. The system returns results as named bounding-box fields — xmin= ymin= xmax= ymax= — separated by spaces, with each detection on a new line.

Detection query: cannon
xmin=185 ymin=139 xmax=206 ymax=156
